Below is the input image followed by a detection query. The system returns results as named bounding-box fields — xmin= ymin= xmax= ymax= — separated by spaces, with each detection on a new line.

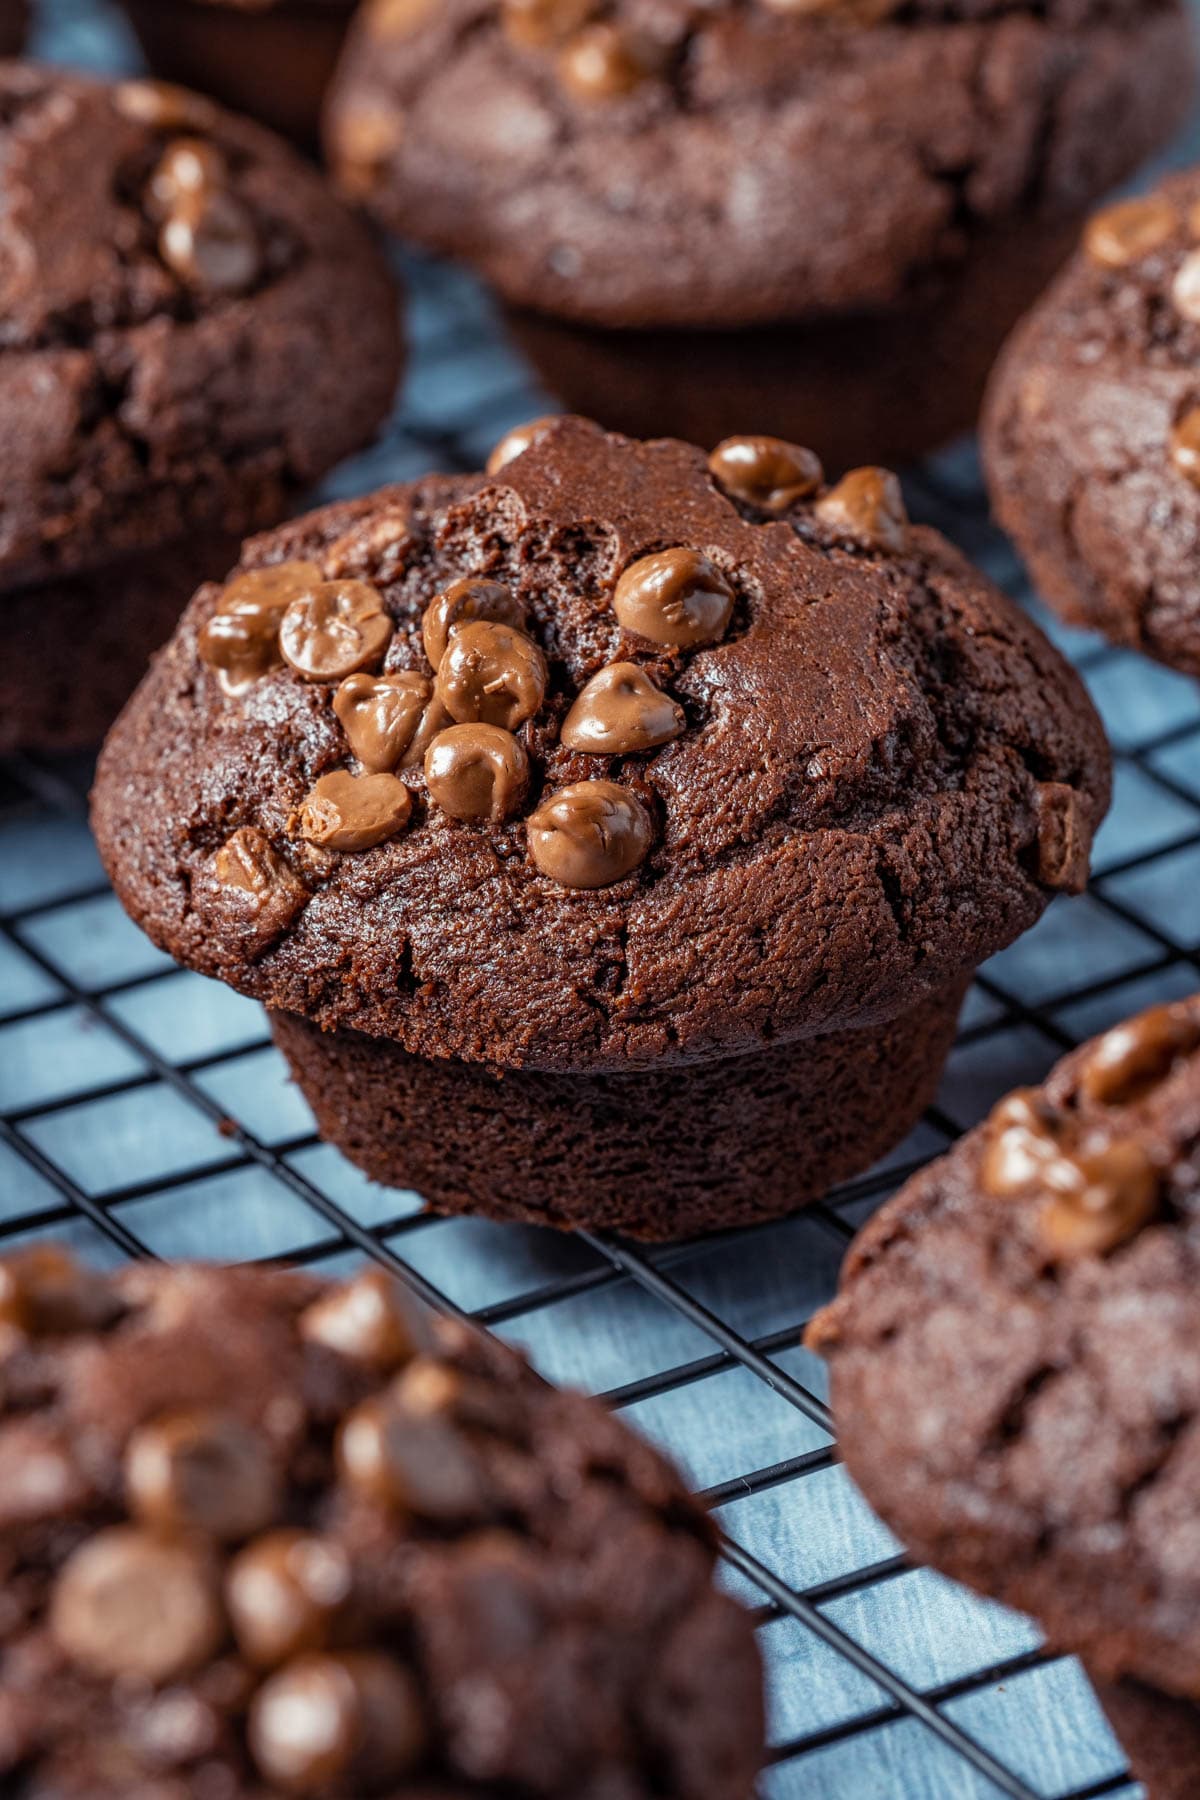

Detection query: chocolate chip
xmin=332 ymin=106 xmax=404 ymax=200
xmin=125 ymin=1408 xmax=280 ymax=1542
xmin=51 ymin=1528 xmax=224 ymax=1684
xmin=421 ymin=577 xmax=527 ymax=671
xmin=365 ymin=0 xmax=436 ymax=37
xmin=113 ymin=79 xmax=213 ymax=132
xmin=1173 ymin=249 xmax=1200 ymax=322
xmin=527 ymin=780 xmax=652 ymax=888
xmin=337 ymin=1396 xmax=487 ymax=1520
xmin=0 ymin=1420 xmax=91 ymax=1529
xmin=206 ymin=828 xmax=308 ymax=953
xmin=560 ymin=661 xmax=684 ymax=755
xmin=159 ymin=189 xmax=261 ymax=295
xmin=399 ymin=695 xmax=454 ymax=771
xmin=557 ymin=23 xmax=660 ymax=101
xmin=299 ymin=1269 xmax=422 ymax=1371
xmin=980 ymin=1091 xmax=1161 ymax=1258
xmin=501 ymin=0 xmax=594 ymax=49
xmin=1084 ymin=193 xmax=1179 ymax=269
xmin=227 ymin=1531 xmax=352 ymax=1670
xmin=280 ymin=581 xmax=393 ymax=682
xmin=1170 ymin=407 xmax=1200 ymax=485
xmin=148 ymin=137 xmax=224 ymax=215
xmin=707 ymin=435 xmax=824 ymax=513
xmin=1035 ymin=782 xmax=1089 ymax=894
xmin=485 ymin=415 xmax=558 ymax=476
xmin=333 ymin=671 xmax=432 ymax=773
xmin=199 ymin=561 xmax=323 ymax=694
xmin=613 ymin=549 xmax=735 ymax=649
xmin=1079 ymin=1004 xmax=1200 ymax=1106
xmin=435 ymin=620 xmax=548 ymax=730
xmin=249 ymin=1653 xmax=426 ymax=1794
xmin=425 ymin=723 xmax=530 ymax=822
xmin=0 ymin=1246 xmax=122 ymax=1337
xmin=813 ymin=466 xmax=908 ymax=553
xmin=297 ymin=771 xmax=413 ymax=852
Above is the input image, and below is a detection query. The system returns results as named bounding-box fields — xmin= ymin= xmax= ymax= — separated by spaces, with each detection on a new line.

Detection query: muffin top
xmin=0 ymin=1251 xmax=763 ymax=1800
xmin=808 ymin=996 xmax=1200 ymax=1701
xmin=984 ymin=166 xmax=1200 ymax=676
xmin=92 ymin=416 xmax=1109 ymax=1072
xmin=0 ymin=65 xmax=401 ymax=591
xmin=325 ymin=0 xmax=1190 ymax=328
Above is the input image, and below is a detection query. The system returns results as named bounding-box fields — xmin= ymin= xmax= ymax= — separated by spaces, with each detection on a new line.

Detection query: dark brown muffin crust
xmin=0 ymin=1251 xmax=763 ymax=1799
xmin=92 ymin=417 xmax=1110 ymax=1075
xmin=0 ymin=64 xmax=401 ymax=593
xmin=325 ymin=0 xmax=1193 ymax=330
xmin=984 ymin=167 xmax=1200 ymax=677
xmin=0 ymin=2 xmax=26 ymax=56
xmin=808 ymin=997 xmax=1200 ymax=1703
xmin=1090 ymin=1670 xmax=1200 ymax=1800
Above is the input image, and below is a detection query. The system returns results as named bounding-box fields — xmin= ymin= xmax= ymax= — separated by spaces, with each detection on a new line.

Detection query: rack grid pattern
xmin=5 ymin=5 xmax=1200 ymax=1792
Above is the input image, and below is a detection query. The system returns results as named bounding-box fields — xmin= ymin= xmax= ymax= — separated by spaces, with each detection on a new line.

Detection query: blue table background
xmin=4 ymin=3 xmax=1200 ymax=1793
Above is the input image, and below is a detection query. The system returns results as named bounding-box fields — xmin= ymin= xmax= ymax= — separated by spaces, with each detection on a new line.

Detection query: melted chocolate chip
xmin=613 ymin=549 xmax=735 ymax=648
xmin=1079 ymin=1004 xmax=1200 ymax=1106
xmin=560 ymin=661 xmax=684 ymax=755
xmin=297 ymin=770 xmax=413 ymax=853
xmin=707 ymin=435 xmax=823 ymax=513
xmin=199 ymin=561 xmax=323 ymax=695
xmin=299 ymin=1270 xmax=421 ymax=1370
xmin=333 ymin=671 xmax=432 ymax=773
xmin=527 ymin=780 xmax=652 ymax=888
xmin=113 ymin=79 xmax=213 ymax=131
xmin=159 ymin=189 xmax=261 ymax=295
xmin=1172 ymin=249 xmax=1200 ymax=322
xmin=485 ymin=415 xmax=558 ymax=475
xmin=209 ymin=828 xmax=308 ymax=950
xmin=425 ymin=722 xmax=530 ymax=822
xmin=557 ymin=23 xmax=658 ymax=101
xmin=337 ymin=1397 xmax=487 ymax=1521
xmin=249 ymin=1653 xmax=426 ymax=1793
xmin=280 ymin=581 xmax=393 ymax=683
xmin=149 ymin=137 xmax=226 ymax=216
xmin=124 ymin=1409 xmax=280 ymax=1542
xmin=435 ymin=620 xmax=548 ymax=730
xmin=501 ymin=0 xmax=594 ymax=49
xmin=813 ymin=467 xmax=908 ymax=553
xmin=1035 ymin=782 xmax=1090 ymax=894
xmin=1083 ymin=193 xmax=1179 ymax=268
xmin=0 ymin=1245 xmax=122 ymax=1337
xmin=1170 ymin=407 xmax=1200 ymax=485
xmin=51 ymin=1528 xmax=224 ymax=1684
xmin=227 ymin=1531 xmax=352 ymax=1670
xmin=421 ymin=576 xmax=527 ymax=671
xmin=981 ymin=1091 xmax=1161 ymax=1258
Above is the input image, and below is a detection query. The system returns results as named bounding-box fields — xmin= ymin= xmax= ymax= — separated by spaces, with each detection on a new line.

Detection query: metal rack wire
xmin=5 ymin=3 xmax=1200 ymax=1788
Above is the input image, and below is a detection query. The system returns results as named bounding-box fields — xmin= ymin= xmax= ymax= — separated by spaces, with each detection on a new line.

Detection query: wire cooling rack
xmin=4 ymin=3 xmax=1200 ymax=1796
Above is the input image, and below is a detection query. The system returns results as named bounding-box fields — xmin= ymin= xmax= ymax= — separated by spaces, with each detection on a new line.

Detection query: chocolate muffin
xmin=0 ymin=65 xmax=402 ymax=754
xmin=1089 ymin=1671 xmax=1200 ymax=1800
xmin=0 ymin=0 xmax=27 ymax=56
xmin=118 ymin=0 xmax=357 ymax=147
xmin=0 ymin=1249 xmax=764 ymax=1798
xmin=325 ymin=0 xmax=1194 ymax=468
xmin=984 ymin=168 xmax=1200 ymax=678
xmin=92 ymin=416 xmax=1110 ymax=1240
xmin=808 ymin=997 xmax=1200 ymax=1706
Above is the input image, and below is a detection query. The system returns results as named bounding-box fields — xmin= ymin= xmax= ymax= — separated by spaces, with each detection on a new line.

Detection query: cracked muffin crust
xmin=808 ymin=997 xmax=1200 ymax=1703
xmin=984 ymin=167 xmax=1200 ymax=677
xmin=0 ymin=64 xmax=401 ymax=752
xmin=92 ymin=416 xmax=1109 ymax=1235
xmin=325 ymin=0 xmax=1193 ymax=331
xmin=0 ymin=1251 xmax=764 ymax=1798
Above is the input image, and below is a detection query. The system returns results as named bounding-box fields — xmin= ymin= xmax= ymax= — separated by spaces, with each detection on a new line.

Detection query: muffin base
xmin=505 ymin=218 xmax=1080 ymax=475
xmin=1 ymin=532 xmax=240 ymax=754
xmin=1090 ymin=1672 xmax=1200 ymax=1800
xmin=118 ymin=0 xmax=353 ymax=147
xmin=270 ymin=977 xmax=968 ymax=1240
